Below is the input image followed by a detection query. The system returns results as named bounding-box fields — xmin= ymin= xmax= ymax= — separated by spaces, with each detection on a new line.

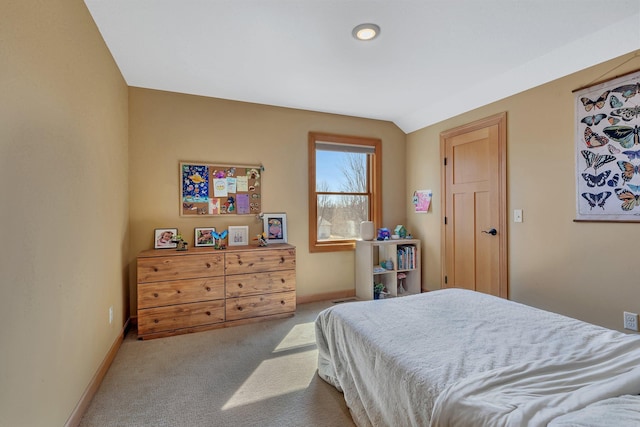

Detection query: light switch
xmin=514 ymin=209 xmax=523 ymax=223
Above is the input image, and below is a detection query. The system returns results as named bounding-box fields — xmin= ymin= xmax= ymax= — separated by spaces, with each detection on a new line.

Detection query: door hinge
xmin=444 ymin=216 xmax=447 ymax=225
xmin=444 ymin=275 xmax=448 ymax=284
xmin=444 ymin=157 xmax=447 ymax=166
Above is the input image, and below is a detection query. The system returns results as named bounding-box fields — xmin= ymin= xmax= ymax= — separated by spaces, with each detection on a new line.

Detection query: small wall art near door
xmin=180 ymin=162 xmax=262 ymax=216
xmin=575 ymin=69 xmax=640 ymax=222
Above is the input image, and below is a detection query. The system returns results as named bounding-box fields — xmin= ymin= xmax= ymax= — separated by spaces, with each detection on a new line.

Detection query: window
xmin=308 ymin=132 xmax=381 ymax=252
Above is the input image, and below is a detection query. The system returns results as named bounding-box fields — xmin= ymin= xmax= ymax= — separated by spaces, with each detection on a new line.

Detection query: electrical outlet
xmin=514 ymin=209 xmax=523 ymax=223
xmin=109 ymin=306 xmax=114 ymax=325
xmin=624 ymin=311 xmax=638 ymax=331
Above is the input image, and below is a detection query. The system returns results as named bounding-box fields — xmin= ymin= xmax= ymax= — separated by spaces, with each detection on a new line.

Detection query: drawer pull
xmin=280 ymin=300 xmax=285 ymax=305
xmin=237 ymin=306 xmax=243 ymax=311
xmin=280 ymin=278 xmax=285 ymax=283
xmin=154 ymin=319 xmax=159 ymax=324
xmin=205 ymin=286 xmax=211 ymax=292
xmin=176 ymin=290 xmax=181 ymax=294
xmin=206 ymin=263 xmax=211 ymax=268
xmin=153 ymin=267 xmax=158 ymax=272
xmin=280 ymin=256 xmax=285 ymax=263
xmin=153 ymin=293 xmax=159 ymax=298
xmin=205 ymin=311 xmax=211 ymax=316
xmin=238 ymin=283 xmax=243 ymax=288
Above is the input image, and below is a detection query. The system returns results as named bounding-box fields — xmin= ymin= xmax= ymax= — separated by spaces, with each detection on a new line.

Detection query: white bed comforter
xmin=315 ymin=289 xmax=640 ymax=427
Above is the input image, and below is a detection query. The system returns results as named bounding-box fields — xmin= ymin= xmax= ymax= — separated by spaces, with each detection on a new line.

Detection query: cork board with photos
xmin=180 ymin=162 xmax=262 ymax=216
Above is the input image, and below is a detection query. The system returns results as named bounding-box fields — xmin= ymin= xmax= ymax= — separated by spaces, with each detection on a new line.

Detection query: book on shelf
xmin=397 ymin=245 xmax=416 ymax=270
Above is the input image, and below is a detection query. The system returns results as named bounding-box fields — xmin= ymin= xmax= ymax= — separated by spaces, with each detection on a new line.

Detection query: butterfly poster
xmin=180 ymin=161 xmax=263 ymax=216
xmin=575 ymin=69 xmax=640 ymax=221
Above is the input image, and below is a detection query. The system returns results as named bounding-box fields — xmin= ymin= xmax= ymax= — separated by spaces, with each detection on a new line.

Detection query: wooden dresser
xmin=137 ymin=243 xmax=296 ymax=339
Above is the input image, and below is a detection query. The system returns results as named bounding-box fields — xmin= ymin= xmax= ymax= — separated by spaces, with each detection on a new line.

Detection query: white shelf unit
xmin=355 ymin=239 xmax=421 ymax=300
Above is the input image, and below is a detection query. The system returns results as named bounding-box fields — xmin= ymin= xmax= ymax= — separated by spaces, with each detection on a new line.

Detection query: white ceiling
xmin=84 ymin=0 xmax=640 ymax=134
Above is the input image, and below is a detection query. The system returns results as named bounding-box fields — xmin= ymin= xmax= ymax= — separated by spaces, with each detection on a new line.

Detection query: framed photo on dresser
xmin=263 ymin=213 xmax=287 ymax=244
xmin=154 ymin=228 xmax=178 ymax=249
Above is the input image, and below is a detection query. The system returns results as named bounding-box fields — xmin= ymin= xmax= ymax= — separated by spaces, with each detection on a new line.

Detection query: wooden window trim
xmin=308 ymin=132 xmax=382 ymax=253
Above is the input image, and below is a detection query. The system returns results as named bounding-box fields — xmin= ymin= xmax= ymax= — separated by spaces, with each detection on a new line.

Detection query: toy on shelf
xmin=212 ymin=230 xmax=228 ymax=249
xmin=171 ymin=235 xmax=188 ymax=251
xmin=377 ymin=228 xmax=391 ymax=240
xmin=394 ymin=225 xmax=407 ymax=238
xmin=373 ymin=283 xmax=386 ymax=299
xmin=397 ymin=273 xmax=407 ymax=294
xmin=254 ymin=232 xmax=268 ymax=246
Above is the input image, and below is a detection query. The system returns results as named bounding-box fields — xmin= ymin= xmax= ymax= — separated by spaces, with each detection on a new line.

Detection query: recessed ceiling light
xmin=352 ymin=23 xmax=380 ymax=41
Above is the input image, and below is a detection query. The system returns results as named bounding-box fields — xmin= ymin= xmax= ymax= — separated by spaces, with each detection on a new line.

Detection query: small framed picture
xmin=263 ymin=213 xmax=287 ymax=244
xmin=154 ymin=228 xmax=178 ymax=249
xmin=194 ymin=227 xmax=216 ymax=247
xmin=228 ymin=225 xmax=249 ymax=246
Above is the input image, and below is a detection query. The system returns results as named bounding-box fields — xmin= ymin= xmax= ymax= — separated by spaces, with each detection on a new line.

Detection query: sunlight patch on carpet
xmin=273 ymin=322 xmax=316 ymax=353
xmin=221 ymin=350 xmax=317 ymax=410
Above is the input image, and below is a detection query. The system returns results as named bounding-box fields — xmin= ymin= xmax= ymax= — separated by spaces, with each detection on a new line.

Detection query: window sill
xmin=309 ymin=241 xmax=356 ymax=253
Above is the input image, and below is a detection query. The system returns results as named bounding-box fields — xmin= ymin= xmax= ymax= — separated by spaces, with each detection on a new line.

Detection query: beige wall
xmin=0 ymin=1 xmax=129 ymax=426
xmin=128 ymin=88 xmax=406 ymax=307
xmin=407 ymin=50 xmax=640 ymax=331
xmin=5 ymin=1 xmax=638 ymax=424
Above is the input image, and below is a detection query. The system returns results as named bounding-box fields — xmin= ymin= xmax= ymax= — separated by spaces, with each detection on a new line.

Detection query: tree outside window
xmin=308 ymin=132 xmax=381 ymax=252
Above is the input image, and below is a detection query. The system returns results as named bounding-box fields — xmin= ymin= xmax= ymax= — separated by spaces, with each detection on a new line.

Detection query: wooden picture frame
xmin=263 ymin=213 xmax=287 ymax=243
xmin=228 ymin=226 xmax=249 ymax=246
xmin=194 ymin=227 xmax=216 ymax=247
xmin=154 ymin=228 xmax=178 ymax=249
xmin=180 ymin=162 xmax=262 ymax=216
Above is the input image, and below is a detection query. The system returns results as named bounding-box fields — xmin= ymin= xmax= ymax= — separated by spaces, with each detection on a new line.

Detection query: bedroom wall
xmin=406 ymin=50 xmax=640 ymax=332
xmin=128 ymin=87 xmax=406 ymax=309
xmin=0 ymin=1 xmax=129 ymax=426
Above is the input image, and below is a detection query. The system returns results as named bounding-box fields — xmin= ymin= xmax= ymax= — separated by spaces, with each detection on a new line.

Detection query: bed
xmin=315 ymin=288 xmax=640 ymax=426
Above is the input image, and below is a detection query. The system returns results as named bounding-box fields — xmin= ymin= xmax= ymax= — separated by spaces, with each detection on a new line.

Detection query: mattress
xmin=315 ymin=289 xmax=640 ymax=426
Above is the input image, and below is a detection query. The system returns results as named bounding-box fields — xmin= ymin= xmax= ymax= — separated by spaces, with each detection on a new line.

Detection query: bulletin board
xmin=180 ymin=162 xmax=262 ymax=216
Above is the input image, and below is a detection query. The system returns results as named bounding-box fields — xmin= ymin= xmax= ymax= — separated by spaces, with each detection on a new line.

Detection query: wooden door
xmin=441 ymin=113 xmax=508 ymax=298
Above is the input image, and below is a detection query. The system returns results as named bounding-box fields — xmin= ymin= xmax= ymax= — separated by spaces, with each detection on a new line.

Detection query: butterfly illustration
xmin=608 ymin=117 xmax=621 ymax=125
xmin=617 ymin=160 xmax=640 ymax=182
xmin=581 ymin=191 xmax=612 ymax=210
xmin=615 ymin=188 xmax=640 ymax=211
xmin=608 ymin=173 xmax=620 ymax=187
xmin=602 ymin=125 xmax=640 ymax=148
xmin=583 ymin=127 xmax=609 ymax=148
xmin=212 ymin=230 xmax=228 ymax=240
xmin=622 ymin=150 xmax=640 ymax=160
xmin=628 ymin=183 xmax=640 ymax=192
xmin=612 ymin=82 xmax=640 ymax=101
xmin=582 ymin=171 xmax=610 ymax=187
xmin=581 ymin=150 xmax=616 ymax=173
xmin=580 ymin=91 xmax=610 ymax=111
xmin=182 ymin=203 xmax=195 ymax=210
xmin=580 ymin=114 xmax=607 ymax=126
xmin=610 ymin=106 xmax=640 ymax=122
xmin=610 ymin=95 xmax=624 ymax=109
xmin=608 ymin=145 xmax=621 ymax=154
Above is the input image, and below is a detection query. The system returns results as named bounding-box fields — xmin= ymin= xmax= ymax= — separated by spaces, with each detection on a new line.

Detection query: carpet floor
xmin=79 ymin=300 xmax=355 ymax=427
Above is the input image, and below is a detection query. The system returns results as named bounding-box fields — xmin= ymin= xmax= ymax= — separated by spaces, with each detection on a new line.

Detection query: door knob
xmin=482 ymin=228 xmax=497 ymax=236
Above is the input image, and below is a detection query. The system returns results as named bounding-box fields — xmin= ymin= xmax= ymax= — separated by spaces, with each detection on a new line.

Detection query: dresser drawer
xmin=138 ymin=277 xmax=224 ymax=309
xmin=226 ymin=270 xmax=296 ymax=298
xmin=225 ymin=248 xmax=296 ymax=275
xmin=138 ymin=300 xmax=225 ymax=336
xmin=226 ymin=291 xmax=296 ymax=321
xmin=137 ymin=253 xmax=224 ymax=283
